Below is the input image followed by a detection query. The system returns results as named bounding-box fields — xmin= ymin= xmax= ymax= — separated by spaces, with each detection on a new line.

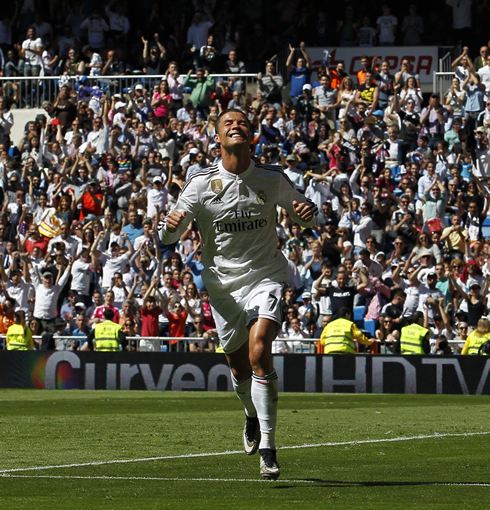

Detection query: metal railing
xmin=0 ymin=334 xmax=466 ymax=354
xmin=432 ymin=71 xmax=455 ymax=103
xmin=0 ymin=73 xmax=260 ymax=110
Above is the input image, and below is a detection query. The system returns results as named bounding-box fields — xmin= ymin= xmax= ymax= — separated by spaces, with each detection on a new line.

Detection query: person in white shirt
xmin=352 ymin=202 xmax=374 ymax=256
xmin=161 ymin=108 xmax=317 ymax=480
xmin=29 ymin=256 xmax=73 ymax=332
xmin=83 ymin=45 xmax=103 ymax=77
xmin=80 ymin=9 xmax=109 ymax=50
xmin=376 ymin=5 xmax=398 ymax=45
xmin=19 ymin=26 xmax=43 ymax=75
xmin=104 ymin=1 xmax=130 ymax=40
xmin=0 ymin=255 xmax=33 ymax=314
xmin=47 ymin=223 xmax=82 ymax=259
xmin=133 ymin=219 xmax=155 ymax=251
xmin=95 ymin=234 xmax=134 ymax=290
xmin=283 ymin=154 xmax=305 ymax=192
xmin=146 ymin=176 xmax=168 ymax=219
xmin=478 ymin=55 xmax=490 ymax=99
xmin=71 ymin=248 xmax=96 ymax=306
xmin=86 ymin=100 xmax=110 ymax=162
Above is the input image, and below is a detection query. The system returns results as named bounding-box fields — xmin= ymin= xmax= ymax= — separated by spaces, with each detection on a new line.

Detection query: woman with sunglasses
xmin=454 ymin=277 xmax=490 ymax=329
xmin=338 ymin=117 xmax=355 ymax=141
xmin=410 ymin=231 xmax=442 ymax=265
xmin=454 ymin=321 xmax=469 ymax=353
xmin=399 ymin=76 xmax=423 ymax=112
xmin=375 ymin=314 xmax=400 ymax=354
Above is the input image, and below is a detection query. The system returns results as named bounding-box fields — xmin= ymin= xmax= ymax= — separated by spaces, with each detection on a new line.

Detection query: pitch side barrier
xmin=1 ymin=351 xmax=489 ymax=394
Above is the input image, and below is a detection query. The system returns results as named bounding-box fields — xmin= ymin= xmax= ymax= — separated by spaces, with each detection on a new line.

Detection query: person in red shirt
xmin=141 ymin=294 xmax=163 ymax=338
xmin=77 ymin=180 xmax=105 ymax=222
xmin=24 ymin=226 xmax=49 ymax=257
xmin=90 ymin=290 xmax=120 ymax=326
xmin=0 ymin=297 xmax=16 ymax=334
xmin=200 ymin=289 xmax=216 ymax=332
xmin=166 ymin=297 xmax=188 ymax=351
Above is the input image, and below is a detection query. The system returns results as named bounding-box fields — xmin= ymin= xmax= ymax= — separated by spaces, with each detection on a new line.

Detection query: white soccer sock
xmin=252 ymin=371 xmax=278 ymax=450
xmin=231 ymin=372 xmax=257 ymax=418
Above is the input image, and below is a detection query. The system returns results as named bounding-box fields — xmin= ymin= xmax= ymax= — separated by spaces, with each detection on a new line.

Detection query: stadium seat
xmin=390 ymin=166 xmax=403 ymax=183
xmin=482 ymin=218 xmax=490 ymax=239
xmin=353 ymin=306 xmax=365 ymax=327
xmin=363 ymin=319 xmax=376 ymax=337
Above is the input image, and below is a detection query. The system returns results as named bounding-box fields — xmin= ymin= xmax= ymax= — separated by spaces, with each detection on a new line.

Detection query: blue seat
xmin=482 ymin=217 xmax=490 ymax=238
xmin=390 ymin=166 xmax=403 ymax=183
xmin=364 ymin=319 xmax=376 ymax=337
xmin=353 ymin=306 xmax=365 ymax=328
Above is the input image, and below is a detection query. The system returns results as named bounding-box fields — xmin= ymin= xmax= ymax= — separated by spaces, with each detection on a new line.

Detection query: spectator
xmin=183 ymin=68 xmax=215 ymax=117
xmin=376 ymin=4 xmax=398 ymax=46
xmin=80 ymin=9 xmax=109 ymax=50
xmin=257 ymin=61 xmax=284 ymax=108
xmin=83 ymin=46 xmax=103 ymax=77
xmin=401 ymin=4 xmax=424 ymax=46
xmin=17 ymin=26 xmax=43 ymax=77
xmin=142 ymin=34 xmax=167 ymax=75
xmin=29 ymin=257 xmax=73 ymax=333
xmin=286 ymin=42 xmax=312 ymax=100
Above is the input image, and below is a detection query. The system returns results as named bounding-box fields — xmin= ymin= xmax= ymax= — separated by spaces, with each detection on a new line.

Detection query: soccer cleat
xmin=259 ymin=449 xmax=280 ymax=480
xmin=242 ymin=416 xmax=260 ymax=455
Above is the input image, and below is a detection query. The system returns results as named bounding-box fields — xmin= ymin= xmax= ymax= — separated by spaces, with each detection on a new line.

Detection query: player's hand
xmin=292 ymin=201 xmax=314 ymax=222
xmin=165 ymin=210 xmax=187 ymax=233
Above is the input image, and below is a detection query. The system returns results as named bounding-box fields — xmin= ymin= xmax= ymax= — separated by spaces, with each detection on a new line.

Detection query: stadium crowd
xmin=1 ymin=1 xmax=490 ymax=355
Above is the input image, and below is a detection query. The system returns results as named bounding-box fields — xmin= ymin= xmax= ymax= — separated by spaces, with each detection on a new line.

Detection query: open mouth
xmin=229 ymin=132 xmax=245 ymax=139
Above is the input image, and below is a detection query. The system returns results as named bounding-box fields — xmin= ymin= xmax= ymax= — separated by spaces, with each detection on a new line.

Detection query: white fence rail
xmin=0 ymin=73 xmax=260 ymax=110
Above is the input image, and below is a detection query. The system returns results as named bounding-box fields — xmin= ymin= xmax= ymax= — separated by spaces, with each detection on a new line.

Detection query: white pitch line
xmin=0 ymin=431 xmax=489 ymax=475
xmin=1 ymin=474 xmax=489 ymax=487
xmin=0 ymin=474 xmax=295 ymax=483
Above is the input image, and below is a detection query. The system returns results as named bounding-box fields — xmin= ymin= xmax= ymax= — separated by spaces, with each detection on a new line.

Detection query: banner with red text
xmin=308 ymin=46 xmax=438 ymax=85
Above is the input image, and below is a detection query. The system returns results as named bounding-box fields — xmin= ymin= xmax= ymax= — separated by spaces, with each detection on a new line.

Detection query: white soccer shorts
xmin=210 ymin=279 xmax=284 ymax=354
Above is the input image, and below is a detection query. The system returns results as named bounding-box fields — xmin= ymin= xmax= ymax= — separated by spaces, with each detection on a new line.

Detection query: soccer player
xmin=161 ymin=109 xmax=317 ymax=480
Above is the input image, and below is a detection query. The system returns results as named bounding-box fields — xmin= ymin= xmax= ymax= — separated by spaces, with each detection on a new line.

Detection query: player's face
xmin=215 ymin=111 xmax=251 ymax=149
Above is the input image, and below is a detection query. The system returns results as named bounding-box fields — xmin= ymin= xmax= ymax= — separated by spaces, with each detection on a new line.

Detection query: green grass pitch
xmin=0 ymin=390 xmax=489 ymax=509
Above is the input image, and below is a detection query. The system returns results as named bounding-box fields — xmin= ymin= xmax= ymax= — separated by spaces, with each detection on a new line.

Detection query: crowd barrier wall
xmin=1 ymin=351 xmax=489 ymax=395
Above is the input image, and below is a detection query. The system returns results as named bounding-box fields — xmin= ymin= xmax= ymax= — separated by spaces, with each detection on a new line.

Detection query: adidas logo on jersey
xmin=211 ymin=196 xmax=223 ymax=204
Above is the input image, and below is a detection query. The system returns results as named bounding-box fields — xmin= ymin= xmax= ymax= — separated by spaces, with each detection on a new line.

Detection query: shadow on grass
xmin=271 ymin=479 xmax=488 ymax=489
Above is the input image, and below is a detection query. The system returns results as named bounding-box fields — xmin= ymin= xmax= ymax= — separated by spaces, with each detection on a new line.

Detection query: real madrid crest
xmin=256 ymin=190 xmax=266 ymax=205
xmin=211 ymin=179 xmax=223 ymax=194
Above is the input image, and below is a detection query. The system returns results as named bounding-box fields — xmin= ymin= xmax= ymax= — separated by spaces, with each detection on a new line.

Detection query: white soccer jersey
xmin=161 ymin=160 xmax=317 ymax=297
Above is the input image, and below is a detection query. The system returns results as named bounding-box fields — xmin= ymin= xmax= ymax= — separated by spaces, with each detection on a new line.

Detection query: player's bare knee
xmin=249 ymin=344 xmax=271 ymax=373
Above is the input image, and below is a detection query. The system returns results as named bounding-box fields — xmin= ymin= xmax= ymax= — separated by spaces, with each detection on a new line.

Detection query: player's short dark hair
xmin=216 ymin=108 xmax=252 ymax=134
